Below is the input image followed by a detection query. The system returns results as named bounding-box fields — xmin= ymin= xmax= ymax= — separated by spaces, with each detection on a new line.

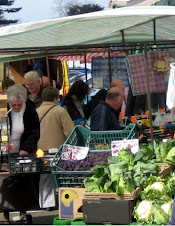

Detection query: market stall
xmin=1 ymin=5 xmax=175 ymax=225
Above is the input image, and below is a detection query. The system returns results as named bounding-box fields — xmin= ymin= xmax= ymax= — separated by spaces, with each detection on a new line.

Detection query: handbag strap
xmin=39 ymin=105 xmax=56 ymax=123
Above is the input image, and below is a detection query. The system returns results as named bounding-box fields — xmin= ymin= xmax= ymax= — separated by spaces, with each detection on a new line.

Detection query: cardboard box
xmin=59 ymin=187 xmax=86 ymax=220
xmin=83 ymin=199 xmax=136 ymax=224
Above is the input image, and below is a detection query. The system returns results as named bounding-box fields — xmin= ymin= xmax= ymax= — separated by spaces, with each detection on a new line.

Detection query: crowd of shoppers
xmin=0 ymin=70 xmax=126 ymax=223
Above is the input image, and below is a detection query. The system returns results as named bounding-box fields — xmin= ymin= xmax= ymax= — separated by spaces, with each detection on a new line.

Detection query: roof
xmin=0 ymin=6 xmax=175 ymax=62
xmin=126 ymin=0 xmax=160 ymax=6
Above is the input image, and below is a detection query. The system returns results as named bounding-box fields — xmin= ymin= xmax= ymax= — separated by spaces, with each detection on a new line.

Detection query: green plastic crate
xmin=63 ymin=123 xmax=137 ymax=148
xmin=50 ymin=124 xmax=137 ymax=188
xmin=50 ymin=145 xmax=99 ymax=188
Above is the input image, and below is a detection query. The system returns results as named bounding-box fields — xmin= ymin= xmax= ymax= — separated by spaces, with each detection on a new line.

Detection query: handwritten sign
xmin=111 ymin=139 xmax=139 ymax=156
xmin=61 ymin=144 xmax=89 ymax=161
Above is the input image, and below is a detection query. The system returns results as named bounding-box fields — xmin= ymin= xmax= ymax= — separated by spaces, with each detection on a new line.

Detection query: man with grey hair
xmin=90 ymin=87 xmax=124 ymax=131
xmin=24 ymin=70 xmax=43 ymax=108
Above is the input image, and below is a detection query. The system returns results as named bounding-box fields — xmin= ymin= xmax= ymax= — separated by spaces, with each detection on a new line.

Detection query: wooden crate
xmin=156 ymin=163 xmax=173 ymax=178
xmin=84 ymin=187 xmax=141 ymax=201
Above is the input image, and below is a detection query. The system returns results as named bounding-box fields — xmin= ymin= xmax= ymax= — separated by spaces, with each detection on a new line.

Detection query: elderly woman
xmin=36 ymin=86 xmax=74 ymax=210
xmin=0 ymin=84 xmax=40 ymax=223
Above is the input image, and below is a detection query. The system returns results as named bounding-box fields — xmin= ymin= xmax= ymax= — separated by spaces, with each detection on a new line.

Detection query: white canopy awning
xmin=0 ymin=6 xmax=175 ymax=62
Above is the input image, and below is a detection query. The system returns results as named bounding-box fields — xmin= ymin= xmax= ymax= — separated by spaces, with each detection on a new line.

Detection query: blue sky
xmin=5 ymin=0 xmax=110 ymax=23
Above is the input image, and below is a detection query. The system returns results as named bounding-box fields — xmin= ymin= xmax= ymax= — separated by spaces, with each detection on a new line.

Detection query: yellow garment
xmin=62 ymin=60 xmax=70 ymax=96
xmin=152 ymin=58 xmax=169 ymax=72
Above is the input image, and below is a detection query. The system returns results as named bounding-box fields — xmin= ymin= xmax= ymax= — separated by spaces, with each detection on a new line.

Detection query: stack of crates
xmin=50 ymin=124 xmax=137 ymax=188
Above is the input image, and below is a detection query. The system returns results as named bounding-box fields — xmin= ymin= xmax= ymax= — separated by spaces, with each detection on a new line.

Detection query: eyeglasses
xmin=11 ymin=104 xmax=23 ymax=107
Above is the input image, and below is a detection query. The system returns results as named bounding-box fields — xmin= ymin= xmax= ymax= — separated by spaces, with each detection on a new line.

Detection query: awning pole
xmin=144 ymin=44 xmax=154 ymax=144
xmin=108 ymin=50 xmax=112 ymax=84
xmin=84 ymin=52 xmax=89 ymax=103
xmin=84 ymin=52 xmax=88 ymax=82
xmin=46 ymin=56 xmax=51 ymax=85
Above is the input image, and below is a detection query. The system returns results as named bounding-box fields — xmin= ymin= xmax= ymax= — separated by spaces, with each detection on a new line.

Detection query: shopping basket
xmin=50 ymin=124 xmax=137 ymax=188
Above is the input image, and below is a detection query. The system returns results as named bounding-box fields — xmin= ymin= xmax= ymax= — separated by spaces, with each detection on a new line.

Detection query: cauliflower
xmin=161 ymin=203 xmax=171 ymax=215
xmin=150 ymin=182 xmax=164 ymax=191
xmin=135 ymin=200 xmax=152 ymax=219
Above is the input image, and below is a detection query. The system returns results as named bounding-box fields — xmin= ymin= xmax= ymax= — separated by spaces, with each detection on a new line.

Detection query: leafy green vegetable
xmin=134 ymin=199 xmax=173 ymax=225
xmin=141 ymin=175 xmax=172 ymax=202
xmin=154 ymin=139 xmax=175 ymax=163
xmin=164 ymin=147 xmax=175 ymax=166
xmin=133 ymin=162 xmax=160 ymax=187
xmin=108 ymin=162 xmax=128 ymax=182
xmin=84 ymin=176 xmax=103 ymax=192
xmin=134 ymin=143 xmax=155 ymax=163
xmin=117 ymin=149 xmax=134 ymax=167
xmin=115 ymin=171 xmax=135 ymax=194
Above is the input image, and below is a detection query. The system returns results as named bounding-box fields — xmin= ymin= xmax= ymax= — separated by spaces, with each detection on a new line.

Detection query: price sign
xmin=61 ymin=144 xmax=89 ymax=161
xmin=61 ymin=145 xmax=72 ymax=160
xmin=111 ymin=139 xmax=139 ymax=156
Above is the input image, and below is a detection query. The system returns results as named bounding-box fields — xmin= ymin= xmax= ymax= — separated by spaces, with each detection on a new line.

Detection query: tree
xmin=55 ymin=0 xmax=104 ymax=17
xmin=67 ymin=3 xmax=104 ymax=16
xmin=0 ymin=0 xmax=22 ymax=26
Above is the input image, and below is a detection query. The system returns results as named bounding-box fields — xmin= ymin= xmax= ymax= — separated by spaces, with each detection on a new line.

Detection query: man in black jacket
xmin=83 ymin=79 xmax=125 ymax=120
xmin=90 ymin=87 xmax=124 ymax=131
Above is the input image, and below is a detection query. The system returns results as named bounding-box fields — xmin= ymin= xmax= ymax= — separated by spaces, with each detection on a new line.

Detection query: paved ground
xmin=0 ymin=209 xmax=59 ymax=224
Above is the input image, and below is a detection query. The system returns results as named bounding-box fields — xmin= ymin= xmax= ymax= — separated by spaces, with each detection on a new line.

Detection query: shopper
xmin=63 ymin=80 xmax=89 ymax=126
xmin=90 ymin=87 xmax=124 ymax=131
xmin=2 ymin=78 xmax=15 ymax=94
xmin=83 ymin=79 xmax=125 ymax=120
xmin=36 ymin=86 xmax=74 ymax=210
xmin=0 ymin=84 xmax=40 ymax=223
xmin=40 ymin=76 xmax=50 ymax=88
xmin=24 ymin=70 xmax=43 ymax=108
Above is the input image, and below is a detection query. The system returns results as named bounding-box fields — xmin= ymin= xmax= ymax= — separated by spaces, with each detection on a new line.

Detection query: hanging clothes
xmin=166 ymin=63 xmax=175 ymax=110
xmin=127 ymin=52 xmax=166 ymax=95
xmin=92 ymin=56 xmax=129 ymax=89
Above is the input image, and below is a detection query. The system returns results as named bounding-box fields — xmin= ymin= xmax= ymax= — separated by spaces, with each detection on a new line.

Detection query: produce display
xmin=134 ymin=174 xmax=175 ymax=225
xmin=53 ymin=137 xmax=175 ymax=225
xmin=82 ymin=138 xmax=175 ymax=225
xmin=58 ymin=151 xmax=111 ymax=171
xmin=84 ymin=148 xmax=160 ymax=193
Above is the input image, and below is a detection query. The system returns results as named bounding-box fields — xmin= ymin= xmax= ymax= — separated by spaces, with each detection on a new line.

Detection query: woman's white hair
xmin=24 ymin=70 xmax=40 ymax=82
xmin=7 ymin=84 xmax=27 ymax=102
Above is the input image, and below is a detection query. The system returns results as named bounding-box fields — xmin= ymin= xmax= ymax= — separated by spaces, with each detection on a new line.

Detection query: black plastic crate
xmin=39 ymin=155 xmax=55 ymax=173
xmin=9 ymin=154 xmax=41 ymax=174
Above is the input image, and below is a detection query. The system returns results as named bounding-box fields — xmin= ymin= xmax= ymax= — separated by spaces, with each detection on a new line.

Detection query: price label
xmin=61 ymin=145 xmax=72 ymax=160
xmin=111 ymin=139 xmax=139 ymax=156
xmin=61 ymin=144 xmax=89 ymax=161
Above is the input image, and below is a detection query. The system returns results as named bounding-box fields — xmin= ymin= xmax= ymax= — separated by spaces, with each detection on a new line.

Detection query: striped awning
xmin=54 ymin=50 xmax=125 ymax=62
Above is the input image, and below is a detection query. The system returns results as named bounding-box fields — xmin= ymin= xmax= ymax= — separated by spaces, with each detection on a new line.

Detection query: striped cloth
xmin=92 ymin=56 xmax=129 ymax=89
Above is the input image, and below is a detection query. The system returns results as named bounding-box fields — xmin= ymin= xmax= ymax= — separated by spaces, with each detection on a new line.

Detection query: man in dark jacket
xmin=83 ymin=79 xmax=125 ymax=120
xmin=90 ymin=87 xmax=124 ymax=131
